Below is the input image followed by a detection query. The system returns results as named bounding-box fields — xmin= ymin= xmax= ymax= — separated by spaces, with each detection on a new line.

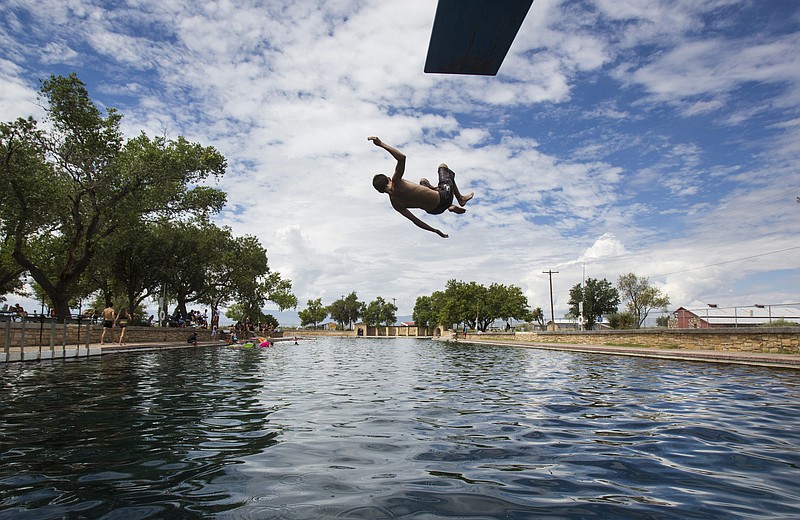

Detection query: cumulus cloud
xmin=582 ymin=233 xmax=626 ymax=261
xmin=1 ymin=0 xmax=799 ymax=322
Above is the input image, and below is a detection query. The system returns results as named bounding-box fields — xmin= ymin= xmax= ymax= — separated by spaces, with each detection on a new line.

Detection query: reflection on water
xmin=2 ymin=338 xmax=800 ymax=519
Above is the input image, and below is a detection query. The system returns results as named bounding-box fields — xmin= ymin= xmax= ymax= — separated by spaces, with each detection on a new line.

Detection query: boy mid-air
xmin=369 ymin=136 xmax=473 ymax=238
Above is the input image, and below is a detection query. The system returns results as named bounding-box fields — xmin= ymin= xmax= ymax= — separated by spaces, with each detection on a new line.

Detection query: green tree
xmin=328 ymin=292 xmax=362 ymax=329
xmin=157 ymin=220 xmax=227 ymax=319
xmin=483 ymin=283 xmax=532 ymax=330
xmin=568 ymin=277 xmax=620 ymax=329
xmin=257 ymin=271 xmax=297 ymax=314
xmin=379 ymin=297 xmax=398 ymax=326
xmin=343 ymin=292 xmax=362 ymax=329
xmin=362 ymin=296 xmax=397 ymax=327
xmin=152 ymin=220 xmax=294 ymax=324
xmin=327 ymin=298 xmax=347 ymax=329
xmin=299 ymin=298 xmax=328 ymax=329
xmin=262 ymin=314 xmax=279 ymax=329
xmin=414 ymin=290 xmax=448 ymax=329
xmin=362 ymin=300 xmax=380 ymax=327
xmin=530 ymin=307 xmax=545 ymax=329
xmin=224 ymin=304 xmax=283 ymax=328
xmin=327 ymin=291 xmax=365 ymax=329
xmin=202 ymin=233 xmax=265 ymax=313
xmin=102 ymin=221 xmax=168 ymax=314
xmin=225 ymin=303 xmax=247 ymax=323
xmin=617 ymin=273 xmax=671 ymax=328
xmin=1 ymin=117 xmax=52 ymax=302
xmin=439 ymin=280 xmax=485 ymax=330
xmin=419 ymin=280 xmax=531 ymax=332
xmin=607 ymin=311 xmax=635 ymax=330
xmin=1 ymin=74 xmax=226 ymax=321
xmin=0 ymin=244 xmax=25 ymax=302
xmin=205 ymin=234 xmax=296 ymax=320
xmin=761 ymin=318 xmax=798 ymax=327
xmin=412 ymin=295 xmax=437 ymax=327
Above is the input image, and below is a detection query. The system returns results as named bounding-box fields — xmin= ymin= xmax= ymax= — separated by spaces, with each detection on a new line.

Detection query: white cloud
xmin=582 ymin=233 xmax=626 ymax=261
xmin=1 ymin=0 xmax=799 ymax=323
xmin=0 ymin=59 xmax=41 ymax=121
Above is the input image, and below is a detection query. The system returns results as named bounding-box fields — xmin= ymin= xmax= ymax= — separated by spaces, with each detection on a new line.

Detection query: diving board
xmin=424 ymin=0 xmax=534 ymax=76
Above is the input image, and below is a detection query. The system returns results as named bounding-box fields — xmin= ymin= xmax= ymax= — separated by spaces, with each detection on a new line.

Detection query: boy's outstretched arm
xmin=393 ymin=204 xmax=449 ymax=239
xmin=368 ymin=136 xmax=406 ymax=180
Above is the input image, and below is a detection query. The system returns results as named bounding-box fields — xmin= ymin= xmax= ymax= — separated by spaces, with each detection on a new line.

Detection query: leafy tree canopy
xmin=299 ymin=298 xmax=328 ymax=329
xmin=0 ymin=243 xmax=25 ymax=301
xmin=617 ymin=273 xmax=670 ymax=328
xmin=328 ymin=292 xmax=362 ymax=329
xmin=607 ymin=311 xmax=636 ymax=330
xmin=1 ymin=73 xmax=227 ymax=321
xmin=567 ymin=277 xmax=620 ymax=329
xmin=148 ymin=219 xmax=294 ymax=324
xmin=530 ymin=307 xmax=545 ymax=329
xmin=362 ymin=296 xmax=397 ymax=327
xmin=413 ymin=279 xmax=532 ymax=331
xmin=412 ymin=295 xmax=436 ymax=328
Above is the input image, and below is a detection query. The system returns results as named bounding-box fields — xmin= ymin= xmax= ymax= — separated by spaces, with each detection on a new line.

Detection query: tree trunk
xmin=177 ymin=299 xmax=188 ymax=320
xmin=51 ymin=295 xmax=72 ymax=323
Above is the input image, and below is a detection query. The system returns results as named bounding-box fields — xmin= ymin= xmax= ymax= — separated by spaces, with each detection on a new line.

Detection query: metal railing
xmin=674 ymin=303 xmax=800 ymax=328
xmin=2 ymin=313 xmax=97 ymax=363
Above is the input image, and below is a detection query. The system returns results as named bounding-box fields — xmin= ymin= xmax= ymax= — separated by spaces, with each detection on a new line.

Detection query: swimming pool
xmin=1 ymin=337 xmax=799 ymax=519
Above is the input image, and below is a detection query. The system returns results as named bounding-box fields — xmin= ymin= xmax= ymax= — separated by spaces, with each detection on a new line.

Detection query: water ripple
xmin=2 ymin=338 xmax=800 ymax=519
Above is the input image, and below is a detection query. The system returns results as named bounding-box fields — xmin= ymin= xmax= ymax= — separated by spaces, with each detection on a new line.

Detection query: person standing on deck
xmin=100 ymin=304 xmax=115 ymax=344
xmin=115 ymin=307 xmax=131 ymax=346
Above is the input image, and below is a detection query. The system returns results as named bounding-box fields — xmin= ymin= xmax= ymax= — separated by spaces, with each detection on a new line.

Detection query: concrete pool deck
xmin=5 ymin=336 xmax=799 ymax=369
xmin=441 ymin=336 xmax=800 ymax=370
xmin=2 ymin=336 xmax=312 ymax=362
xmin=3 ymin=341 xmax=225 ymax=362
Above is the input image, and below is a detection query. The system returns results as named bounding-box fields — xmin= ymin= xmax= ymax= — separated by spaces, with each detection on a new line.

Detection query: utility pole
xmin=543 ymin=269 xmax=558 ymax=330
xmin=581 ymin=263 xmax=586 ymax=331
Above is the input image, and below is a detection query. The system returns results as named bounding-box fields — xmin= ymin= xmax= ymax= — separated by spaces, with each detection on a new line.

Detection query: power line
xmin=650 ymin=245 xmax=800 ymax=278
xmin=609 ymin=190 xmax=800 ymax=265
xmin=545 ymin=244 xmax=800 ymax=299
xmin=690 ymin=191 xmax=791 ymax=227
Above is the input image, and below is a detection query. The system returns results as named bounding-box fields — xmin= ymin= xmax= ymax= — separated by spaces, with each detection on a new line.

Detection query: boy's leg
xmin=419 ymin=178 xmax=435 ymax=189
xmin=452 ymin=181 xmax=473 ymax=207
xmin=438 ymin=164 xmax=473 ymax=207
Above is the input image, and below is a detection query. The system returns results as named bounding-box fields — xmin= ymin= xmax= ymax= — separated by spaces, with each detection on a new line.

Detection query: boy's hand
xmin=368 ymin=136 xmax=382 ymax=146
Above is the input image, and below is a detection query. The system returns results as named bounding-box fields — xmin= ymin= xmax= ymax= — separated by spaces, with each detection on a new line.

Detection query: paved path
xmin=448 ymin=337 xmax=800 ymax=370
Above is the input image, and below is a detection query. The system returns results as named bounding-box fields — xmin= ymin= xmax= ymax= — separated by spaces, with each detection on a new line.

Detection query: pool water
xmin=1 ymin=337 xmax=799 ymax=519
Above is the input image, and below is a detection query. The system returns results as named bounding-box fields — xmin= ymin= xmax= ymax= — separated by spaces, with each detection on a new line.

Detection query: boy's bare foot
xmin=448 ymin=205 xmax=466 ymax=214
xmin=459 ymin=192 xmax=474 ymax=206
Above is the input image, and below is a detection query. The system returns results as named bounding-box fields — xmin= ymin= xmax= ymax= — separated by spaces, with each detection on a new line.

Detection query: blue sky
xmin=2 ymin=0 xmax=799 ymax=324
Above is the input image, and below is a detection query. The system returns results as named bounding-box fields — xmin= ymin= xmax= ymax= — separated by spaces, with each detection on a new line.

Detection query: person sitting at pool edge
xmin=369 ymin=136 xmax=473 ymax=238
